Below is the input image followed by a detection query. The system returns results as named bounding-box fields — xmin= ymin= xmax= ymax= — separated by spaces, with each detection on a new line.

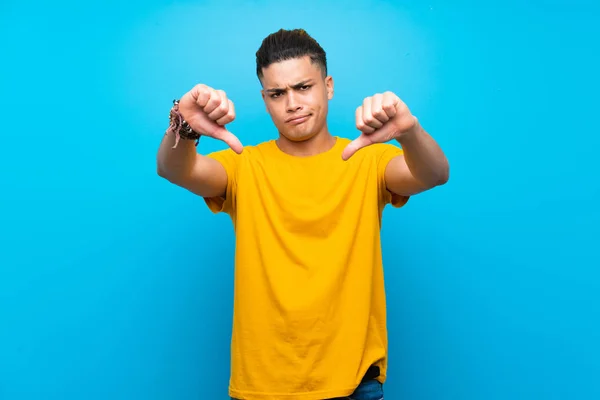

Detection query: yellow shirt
xmin=204 ymin=136 xmax=408 ymax=400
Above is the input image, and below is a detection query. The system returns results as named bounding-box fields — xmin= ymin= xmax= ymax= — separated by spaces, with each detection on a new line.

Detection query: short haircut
xmin=256 ymin=28 xmax=328 ymax=80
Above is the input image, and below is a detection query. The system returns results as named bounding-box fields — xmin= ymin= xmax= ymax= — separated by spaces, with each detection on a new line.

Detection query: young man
xmin=157 ymin=29 xmax=449 ymax=400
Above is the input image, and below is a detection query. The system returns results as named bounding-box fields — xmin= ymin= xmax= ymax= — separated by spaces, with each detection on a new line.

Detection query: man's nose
xmin=286 ymin=92 xmax=302 ymax=112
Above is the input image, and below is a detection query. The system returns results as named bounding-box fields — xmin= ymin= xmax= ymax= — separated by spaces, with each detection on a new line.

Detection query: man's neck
xmin=275 ymin=130 xmax=337 ymax=157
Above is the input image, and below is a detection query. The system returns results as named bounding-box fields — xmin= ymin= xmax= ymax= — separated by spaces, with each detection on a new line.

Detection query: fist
xmin=342 ymin=91 xmax=417 ymax=161
xmin=178 ymin=84 xmax=243 ymax=153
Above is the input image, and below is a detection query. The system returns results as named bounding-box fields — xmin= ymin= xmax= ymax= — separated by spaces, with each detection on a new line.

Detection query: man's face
xmin=260 ymin=56 xmax=334 ymax=142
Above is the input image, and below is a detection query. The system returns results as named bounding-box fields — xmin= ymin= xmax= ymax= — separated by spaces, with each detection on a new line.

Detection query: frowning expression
xmin=260 ymin=56 xmax=334 ymax=142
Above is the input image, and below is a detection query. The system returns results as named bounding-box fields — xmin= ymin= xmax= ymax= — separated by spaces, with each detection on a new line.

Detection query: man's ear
xmin=259 ymin=75 xmax=266 ymax=103
xmin=326 ymin=76 xmax=334 ymax=100
xmin=260 ymin=90 xmax=270 ymax=113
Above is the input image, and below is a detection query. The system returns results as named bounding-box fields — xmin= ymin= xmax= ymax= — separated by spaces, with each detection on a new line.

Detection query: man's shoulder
xmin=236 ymin=140 xmax=275 ymax=160
xmin=251 ymin=139 xmax=276 ymax=152
xmin=214 ymin=137 xmax=401 ymax=162
xmin=337 ymin=136 xmax=402 ymax=158
xmin=206 ymin=140 xmax=273 ymax=159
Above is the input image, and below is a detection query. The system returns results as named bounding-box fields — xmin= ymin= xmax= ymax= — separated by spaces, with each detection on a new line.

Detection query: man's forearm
xmin=396 ymin=122 xmax=450 ymax=186
xmin=156 ymin=133 xmax=198 ymax=182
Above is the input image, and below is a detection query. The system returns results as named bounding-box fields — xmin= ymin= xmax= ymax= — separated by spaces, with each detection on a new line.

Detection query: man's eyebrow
xmin=265 ymin=80 xmax=314 ymax=93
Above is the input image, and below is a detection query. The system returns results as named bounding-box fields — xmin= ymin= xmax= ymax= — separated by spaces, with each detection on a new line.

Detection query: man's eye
xmin=271 ymin=92 xmax=282 ymax=98
xmin=300 ymin=85 xmax=311 ymax=90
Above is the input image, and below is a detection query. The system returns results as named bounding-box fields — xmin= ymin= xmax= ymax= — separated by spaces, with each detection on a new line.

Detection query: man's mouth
xmin=286 ymin=114 xmax=311 ymax=124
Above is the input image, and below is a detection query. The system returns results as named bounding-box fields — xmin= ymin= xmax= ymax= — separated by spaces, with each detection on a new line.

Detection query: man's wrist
xmin=395 ymin=117 xmax=421 ymax=146
xmin=166 ymin=99 xmax=201 ymax=148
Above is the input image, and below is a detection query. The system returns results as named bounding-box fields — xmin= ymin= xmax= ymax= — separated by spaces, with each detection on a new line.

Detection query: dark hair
xmin=256 ymin=28 xmax=327 ymax=80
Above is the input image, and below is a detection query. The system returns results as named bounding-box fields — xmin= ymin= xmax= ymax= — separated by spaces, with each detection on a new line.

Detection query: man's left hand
xmin=342 ymin=91 xmax=418 ymax=161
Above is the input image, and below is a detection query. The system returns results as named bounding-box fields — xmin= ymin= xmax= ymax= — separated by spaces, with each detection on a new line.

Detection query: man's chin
xmin=280 ymin=132 xmax=315 ymax=143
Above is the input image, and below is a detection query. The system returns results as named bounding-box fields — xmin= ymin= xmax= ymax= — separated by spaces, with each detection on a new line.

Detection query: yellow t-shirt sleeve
xmin=203 ymin=148 xmax=240 ymax=215
xmin=377 ymin=144 xmax=410 ymax=208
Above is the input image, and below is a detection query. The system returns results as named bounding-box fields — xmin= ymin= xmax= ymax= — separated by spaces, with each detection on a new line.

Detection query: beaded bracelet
xmin=165 ymin=99 xmax=201 ymax=148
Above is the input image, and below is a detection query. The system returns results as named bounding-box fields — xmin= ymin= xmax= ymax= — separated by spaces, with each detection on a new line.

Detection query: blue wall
xmin=1 ymin=0 xmax=599 ymax=399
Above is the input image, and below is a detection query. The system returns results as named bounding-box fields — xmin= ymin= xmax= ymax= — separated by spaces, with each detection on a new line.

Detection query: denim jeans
xmin=230 ymin=378 xmax=384 ymax=400
xmin=330 ymin=378 xmax=384 ymax=400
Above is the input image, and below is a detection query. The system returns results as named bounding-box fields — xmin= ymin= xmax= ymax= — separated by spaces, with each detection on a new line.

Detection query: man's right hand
xmin=178 ymin=84 xmax=244 ymax=154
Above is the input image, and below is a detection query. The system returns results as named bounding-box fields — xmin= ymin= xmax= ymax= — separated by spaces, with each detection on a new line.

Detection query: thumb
xmin=208 ymin=124 xmax=244 ymax=154
xmin=218 ymin=128 xmax=244 ymax=154
xmin=342 ymin=135 xmax=371 ymax=161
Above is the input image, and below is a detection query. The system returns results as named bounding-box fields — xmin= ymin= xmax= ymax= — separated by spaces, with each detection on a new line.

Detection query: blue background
xmin=1 ymin=0 xmax=599 ymax=399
